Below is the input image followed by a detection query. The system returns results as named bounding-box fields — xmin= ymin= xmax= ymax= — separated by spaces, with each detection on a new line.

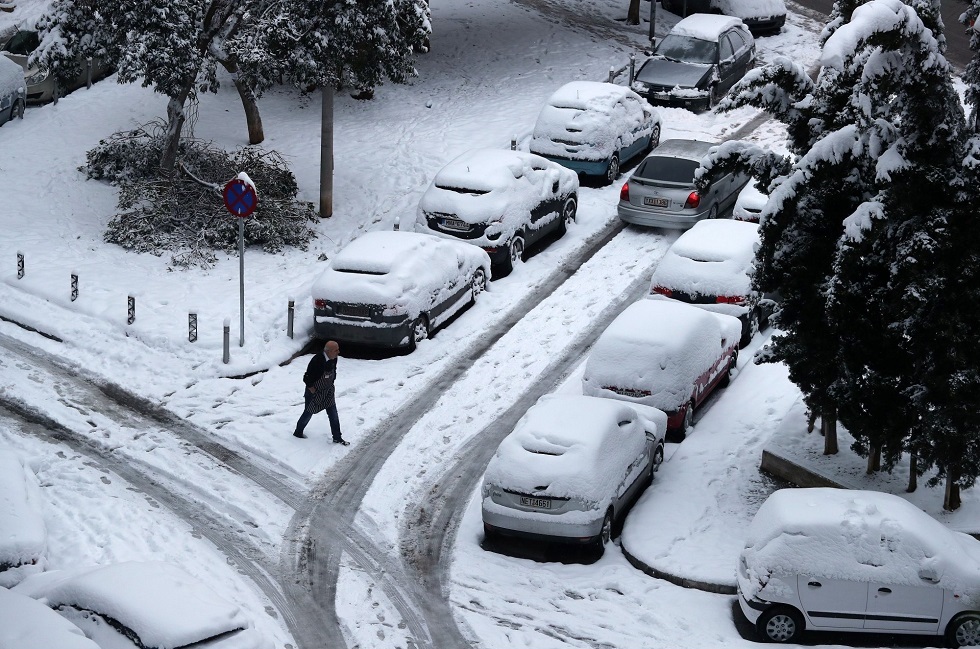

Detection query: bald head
xmin=325 ymin=341 xmax=340 ymax=359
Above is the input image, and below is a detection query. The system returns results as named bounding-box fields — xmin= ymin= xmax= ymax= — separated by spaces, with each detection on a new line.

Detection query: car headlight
xmin=26 ymin=68 xmax=49 ymax=85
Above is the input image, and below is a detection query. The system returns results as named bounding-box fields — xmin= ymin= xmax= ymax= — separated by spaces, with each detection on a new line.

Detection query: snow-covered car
xmin=481 ymin=394 xmax=668 ymax=553
xmin=312 ymin=230 xmax=491 ymax=350
xmin=414 ymin=148 xmax=579 ymax=273
xmin=732 ymin=177 xmax=767 ymax=222
xmin=648 ymin=219 xmax=771 ymax=348
xmin=738 ymin=488 xmax=980 ymax=646
xmin=630 ymin=14 xmax=756 ymax=112
xmin=1 ymin=30 xmax=113 ymax=104
xmin=528 ymin=80 xmax=663 ymax=185
xmin=661 ymin=0 xmax=787 ymax=35
xmin=618 ymin=138 xmax=750 ymax=228
xmin=582 ymin=299 xmax=740 ymax=436
xmin=0 ymin=450 xmax=47 ymax=587
xmin=13 ymin=561 xmax=271 ymax=649
xmin=0 ymin=55 xmax=26 ymax=126
xmin=0 ymin=587 xmax=100 ymax=649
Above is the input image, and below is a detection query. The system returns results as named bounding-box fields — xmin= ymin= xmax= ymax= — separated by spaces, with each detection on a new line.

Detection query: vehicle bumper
xmin=482 ymin=504 xmax=603 ymax=544
xmin=744 ymin=14 xmax=786 ymax=33
xmin=480 ymin=244 xmax=515 ymax=267
xmin=737 ymin=587 xmax=767 ymax=625
xmin=313 ymin=317 xmax=412 ymax=348
xmin=618 ymin=202 xmax=710 ymax=229
xmin=641 ymin=92 xmax=711 ymax=113
xmin=538 ymin=155 xmax=609 ymax=178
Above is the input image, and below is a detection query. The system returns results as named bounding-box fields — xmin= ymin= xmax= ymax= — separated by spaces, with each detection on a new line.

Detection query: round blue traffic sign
xmin=223 ymin=179 xmax=258 ymax=218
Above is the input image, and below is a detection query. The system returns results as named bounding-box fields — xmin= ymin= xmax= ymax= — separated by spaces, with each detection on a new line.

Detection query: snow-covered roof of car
xmin=0 ymin=450 xmax=46 ymax=587
xmin=545 ymin=80 xmax=633 ymax=111
xmin=0 ymin=55 xmax=25 ymax=96
xmin=331 ymin=230 xmax=444 ymax=275
xmin=13 ymin=561 xmax=264 ymax=649
xmin=646 ymin=138 xmax=716 ymax=161
xmin=742 ymin=488 xmax=980 ymax=595
xmin=0 ymin=587 xmax=100 ymax=649
xmin=671 ymin=13 xmax=747 ymax=40
xmin=485 ymin=395 xmax=656 ymax=501
xmin=651 ymin=220 xmax=759 ymax=298
xmin=432 ymin=148 xmax=542 ymax=193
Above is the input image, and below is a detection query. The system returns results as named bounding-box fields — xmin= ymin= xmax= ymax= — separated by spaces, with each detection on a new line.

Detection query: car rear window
xmin=635 ymin=157 xmax=700 ymax=184
xmin=3 ymin=31 xmax=39 ymax=56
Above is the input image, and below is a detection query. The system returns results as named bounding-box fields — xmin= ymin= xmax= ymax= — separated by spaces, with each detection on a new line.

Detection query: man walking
xmin=293 ymin=340 xmax=349 ymax=445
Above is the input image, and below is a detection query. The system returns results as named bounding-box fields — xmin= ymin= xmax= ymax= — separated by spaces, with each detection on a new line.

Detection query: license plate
xmin=441 ymin=217 xmax=469 ymax=231
xmin=644 ymin=197 xmax=669 ymax=207
xmin=520 ymin=496 xmax=551 ymax=509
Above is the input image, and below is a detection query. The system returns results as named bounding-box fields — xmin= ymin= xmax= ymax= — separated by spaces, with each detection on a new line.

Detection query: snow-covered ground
xmin=1 ymin=0 xmax=975 ymax=647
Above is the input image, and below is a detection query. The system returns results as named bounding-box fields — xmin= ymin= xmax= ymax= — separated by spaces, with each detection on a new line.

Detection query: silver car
xmin=482 ymin=394 xmax=667 ymax=554
xmin=1 ymin=30 xmax=113 ymax=104
xmin=618 ymin=139 xmax=750 ymax=229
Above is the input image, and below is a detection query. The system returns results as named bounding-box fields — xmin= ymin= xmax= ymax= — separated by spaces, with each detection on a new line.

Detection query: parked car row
xmin=0 ymin=29 xmax=113 ymax=105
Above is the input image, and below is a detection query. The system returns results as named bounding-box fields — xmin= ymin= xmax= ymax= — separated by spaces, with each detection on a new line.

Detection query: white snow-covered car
xmin=0 ymin=55 xmax=26 ymax=126
xmin=0 ymin=450 xmax=47 ymax=587
xmin=312 ymin=230 xmax=491 ymax=350
xmin=661 ymin=0 xmax=787 ymax=35
xmin=582 ymin=299 xmax=740 ymax=437
xmin=738 ymin=488 xmax=980 ymax=646
xmin=481 ymin=394 xmax=667 ymax=553
xmin=648 ymin=219 xmax=771 ymax=348
xmin=528 ymin=80 xmax=662 ymax=185
xmin=0 ymin=587 xmax=100 ymax=649
xmin=732 ymin=178 xmax=767 ymax=222
xmin=14 ymin=561 xmax=272 ymax=649
xmin=415 ymin=148 xmax=579 ymax=273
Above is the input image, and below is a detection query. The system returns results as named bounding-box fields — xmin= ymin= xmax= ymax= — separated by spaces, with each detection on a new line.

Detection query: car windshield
xmin=3 ymin=31 xmax=39 ymax=55
xmin=635 ymin=157 xmax=701 ymax=184
xmin=655 ymin=34 xmax=716 ymax=65
xmin=435 ymin=184 xmax=490 ymax=196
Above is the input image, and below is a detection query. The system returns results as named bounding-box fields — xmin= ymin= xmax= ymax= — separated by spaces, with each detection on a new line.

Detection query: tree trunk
xmin=627 ymin=0 xmax=642 ymax=24
xmin=944 ymin=462 xmax=961 ymax=511
xmin=865 ymin=445 xmax=880 ymax=474
xmin=319 ymin=87 xmax=334 ymax=218
xmin=906 ymin=454 xmax=917 ymax=492
xmin=159 ymin=80 xmax=196 ymax=175
xmin=822 ymin=407 xmax=838 ymax=455
xmin=221 ymin=60 xmax=264 ymax=145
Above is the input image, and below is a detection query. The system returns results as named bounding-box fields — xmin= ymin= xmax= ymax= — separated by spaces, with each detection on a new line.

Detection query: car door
xmin=426 ymin=249 xmax=462 ymax=325
xmin=797 ymin=575 xmax=869 ymax=629
xmin=528 ymin=164 xmax=560 ymax=238
xmin=621 ymin=96 xmax=648 ymax=162
xmin=864 ymin=582 xmax=944 ymax=633
xmin=717 ymin=32 xmax=739 ymax=93
xmin=730 ymin=28 xmax=755 ymax=76
xmin=615 ymin=438 xmax=650 ymax=509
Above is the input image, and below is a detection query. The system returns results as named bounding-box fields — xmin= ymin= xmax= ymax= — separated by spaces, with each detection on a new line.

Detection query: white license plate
xmin=441 ymin=217 xmax=469 ymax=231
xmin=644 ymin=197 xmax=669 ymax=207
xmin=520 ymin=496 xmax=552 ymax=509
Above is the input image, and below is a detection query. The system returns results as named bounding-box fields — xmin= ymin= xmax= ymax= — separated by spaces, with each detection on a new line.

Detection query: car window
xmin=635 ymin=157 xmax=701 ymax=184
xmin=729 ymin=29 xmax=749 ymax=55
xmin=3 ymin=31 xmax=39 ymax=55
xmin=719 ymin=34 xmax=735 ymax=62
xmin=654 ymin=34 xmax=717 ymax=65
xmin=433 ymin=184 xmax=489 ymax=196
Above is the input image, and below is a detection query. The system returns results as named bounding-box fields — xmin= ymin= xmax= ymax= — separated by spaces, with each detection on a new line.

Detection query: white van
xmin=737 ymin=488 xmax=980 ymax=646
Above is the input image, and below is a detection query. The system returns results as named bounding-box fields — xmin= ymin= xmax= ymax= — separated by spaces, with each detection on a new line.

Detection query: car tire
xmin=947 ymin=613 xmax=980 ymax=647
xmin=593 ymin=509 xmax=614 ymax=552
xmin=740 ymin=309 xmax=760 ymax=348
xmin=708 ymin=85 xmax=720 ymax=109
xmin=556 ymin=194 xmax=577 ymax=236
xmin=407 ymin=314 xmax=429 ymax=351
xmin=605 ymin=154 xmax=620 ymax=186
xmin=500 ymin=234 xmax=525 ymax=275
xmin=720 ymin=350 xmax=737 ymax=387
xmin=470 ymin=268 xmax=487 ymax=302
xmin=757 ymin=606 xmax=804 ymax=643
xmin=652 ymin=442 xmax=665 ymax=473
xmin=647 ymin=124 xmax=661 ymax=153
xmin=12 ymin=99 xmax=25 ymax=120
xmin=683 ymin=400 xmax=695 ymax=433
xmin=708 ymin=204 xmax=719 ymax=220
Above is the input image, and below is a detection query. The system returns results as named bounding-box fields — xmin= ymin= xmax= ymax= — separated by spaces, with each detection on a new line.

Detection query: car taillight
xmin=620 ymin=182 xmax=630 ymax=201
xmin=716 ymin=295 xmax=747 ymax=305
xmin=314 ymin=299 xmax=327 ymax=309
xmin=684 ymin=192 xmax=701 ymax=209
xmin=651 ymin=285 xmax=673 ymax=297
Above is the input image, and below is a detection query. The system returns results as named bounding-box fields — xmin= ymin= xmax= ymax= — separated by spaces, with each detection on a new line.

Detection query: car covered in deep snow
xmin=630 ymin=14 xmax=756 ymax=112
xmin=618 ymin=138 xmax=750 ymax=228
xmin=0 ymin=450 xmax=47 ymax=587
xmin=13 ymin=561 xmax=271 ymax=649
xmin=481 ymin=394 xmax=668 ymax=554
xmin=732 ymin=177 xmax=767 ymax=222
xmin=581 ymin=299 xmax=740 ymax=436
xmin=1 ymin=29 xmax=113 ymax=104
xmin=0 ymin=587 xmax=100 ymax=649
xmin=528 ymin=80 xmax=663 ymax=185
xmin=0 ymin=55 xmax=26 ymax=127
xmin=312 ymin=230 xmax=491 ymax=350
xmin=661 ymin=0 xmax=787 ymax=35
xmin=738 ymin=488 xmax=980 ymax=646
xmin=414 ymin=148 xmax=579 ymax=273
xmin=648 ymin=219 xmax=771 ymax=348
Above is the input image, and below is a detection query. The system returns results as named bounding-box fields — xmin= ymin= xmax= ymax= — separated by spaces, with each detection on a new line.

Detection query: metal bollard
xmin=511 ymin=136 xmax=517 ymax=151
xmin=629 ymin=53 xmax=636 ymax=85
xmin=188 ymin=312 xmax=198 ymax=343
xmin=86 ymin=58 xmax=93 ymax=88
xmin=53 ymin=79 xmax=59 ymax=105
xmin=393 ymin=216 xmax=400 ymax=231
xmin=16 ymin=251 xmax=24 ymax=279
xmin=608 ymin=66 xmax=616 ymax=83
xmin=127 ymin=295 xmax=135 ymax=325
xmin=71 ymin=272 xmax=78 ymax=302
xmin=223 ymin=319 xmax=230 ymax=363
xmin=287 ymin=299 xmax=295 ymax=339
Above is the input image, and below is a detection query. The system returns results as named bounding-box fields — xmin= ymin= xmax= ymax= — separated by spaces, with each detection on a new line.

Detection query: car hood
xmin=636 ymin=59 xmax=712 ymax=89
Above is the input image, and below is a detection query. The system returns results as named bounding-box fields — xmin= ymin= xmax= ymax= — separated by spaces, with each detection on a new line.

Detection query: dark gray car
xmin=618 ymin=139 xmax=750 ymax=229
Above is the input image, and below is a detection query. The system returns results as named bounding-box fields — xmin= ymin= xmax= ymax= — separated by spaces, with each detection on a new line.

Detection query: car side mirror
xmin=919 ymin=567 xmax=940 ymax=583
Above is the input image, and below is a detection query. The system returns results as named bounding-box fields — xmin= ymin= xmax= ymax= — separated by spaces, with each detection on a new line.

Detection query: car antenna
xmin=467 ymin=166 xmax=470 ymax=172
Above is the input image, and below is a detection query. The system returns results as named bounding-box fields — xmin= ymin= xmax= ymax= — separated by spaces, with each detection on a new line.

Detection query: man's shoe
xmin=293 ymin=432 xmax=307 ymax=439
xmin=333 ymin=438 xmax=350 ymax=446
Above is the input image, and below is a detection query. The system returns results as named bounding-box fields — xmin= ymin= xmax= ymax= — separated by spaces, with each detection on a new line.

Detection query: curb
xmin=621 ymin=545 xmax=737 ymax=595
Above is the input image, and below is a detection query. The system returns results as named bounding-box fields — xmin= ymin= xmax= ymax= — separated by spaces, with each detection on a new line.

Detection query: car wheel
xmin=740 ymin=309 xmax=760 ymax=348
xmin=683 ymin=400 xmax=695 ymax=433
xmin=605 ymin=154 xmax=620 ymax=185
xmin=556 ymin=194 xmax=577 ymax=236
xmin=408 ymin=315 xmax=429 ymax=351
xmin=12 ymin=99 xmax=25 ymax=120
xmin=593 ymin=509 xmax=614 ymax=552
xmin=647 ymin=124 xmax=661 ymax=153
xmin=708 ymin=204 xmax=719 ymax=220
xmin=652 ymin=442 xmax=665 ymax=473
xmin=720 ymin=350 xmax=737 ymax=387
xmin=757 ymin=606 xmax=804 ymax=643
xmin=708 ymin=85 xmax=720 ymax=108
xmin=470 ymin=268 xmax=487 ymax=302
xmin=947 ymin=613 xmax=980 ymax=647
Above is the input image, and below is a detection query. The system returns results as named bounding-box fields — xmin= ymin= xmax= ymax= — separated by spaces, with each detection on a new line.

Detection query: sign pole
xmin=238 ymin=218 xmax=245 ymax=347
xmin=222 ymin=174 xmax=258 ymax=350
